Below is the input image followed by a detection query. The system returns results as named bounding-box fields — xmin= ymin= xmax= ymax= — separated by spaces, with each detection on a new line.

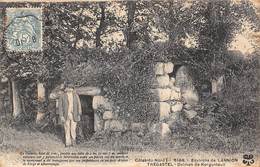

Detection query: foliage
xmin=0 ymin=0 xmax=259 ymax=152
xmin=61 ymin=44 xmax=169 ymax=122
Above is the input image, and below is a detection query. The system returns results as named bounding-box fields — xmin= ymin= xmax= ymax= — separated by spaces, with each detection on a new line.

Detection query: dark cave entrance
xmin=79 ymin=95 xmax=95 ymax=140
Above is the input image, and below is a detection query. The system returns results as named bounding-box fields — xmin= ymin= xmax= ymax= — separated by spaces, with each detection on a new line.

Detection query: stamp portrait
xmin=5 ymin=8 xmax=42 ymax=52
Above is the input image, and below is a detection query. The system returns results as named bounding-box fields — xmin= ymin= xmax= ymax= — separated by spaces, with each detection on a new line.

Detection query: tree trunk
xmin=0 ymin=83 xmax=3 ymax=115
xmin=126 ymin=1 xmax=136 ymax=48
xmin=96 ymin=2 xmax=106 ymax=48
xmin=11 ymin=80 xmax=22 ymax=118
xmin=36 ymin=82 xmax=46 ymax=123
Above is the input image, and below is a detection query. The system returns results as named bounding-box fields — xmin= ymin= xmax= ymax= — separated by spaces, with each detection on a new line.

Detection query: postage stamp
xmin=5 ymin=8 xmax=42 ymax=52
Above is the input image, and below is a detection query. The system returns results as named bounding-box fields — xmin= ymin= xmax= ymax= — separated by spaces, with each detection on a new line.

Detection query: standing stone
xmin=169 ymin=77 xmax=176 ymax=88
xmin=171 ymin=102 xmax=183 ymax=112
xmin=36 ymin=82 xmax=46 ymax=123
xmin=93 ymin=96 xmax=113 ymax=110
xmin=161 ymin=123 xmax=171 ymax=138
xmin=164 ymin=62 xmax=174 ymax=74
xmin=94 ymin=112 xmax=103 ymax=131
xmin=154 ymin=62 xmax=165 ymax=75
xmin=160 ymin=105 xmax=171 ymax=121
xmin=11 ymin=80 xmax=22 ymax=118
xmin=151 ymin=102 xmax=171 ymax=118
xmin=175 ymin=66 xmax=199 ymax=104
xmin=155 ymin=75 xmax=170 ymax=88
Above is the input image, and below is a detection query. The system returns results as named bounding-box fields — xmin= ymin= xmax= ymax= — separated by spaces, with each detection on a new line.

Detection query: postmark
xmin=5 ymin=8 xmax=42 ymax=52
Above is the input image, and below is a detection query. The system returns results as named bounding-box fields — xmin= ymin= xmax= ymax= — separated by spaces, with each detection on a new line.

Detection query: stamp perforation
xmin=3 ymin=6 xmax=43 ymax=53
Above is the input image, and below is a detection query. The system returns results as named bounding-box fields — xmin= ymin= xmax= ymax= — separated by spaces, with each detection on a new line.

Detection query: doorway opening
xmin=79 ymin=95 xmax=95 ymax=140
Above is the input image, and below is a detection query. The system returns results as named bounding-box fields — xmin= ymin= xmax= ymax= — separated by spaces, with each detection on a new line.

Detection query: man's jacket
xmin=58 ymin=91 xmax=82 ymax=122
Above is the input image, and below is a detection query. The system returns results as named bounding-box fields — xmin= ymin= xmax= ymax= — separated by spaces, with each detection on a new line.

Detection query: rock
xmin=149 ymin=88 xmax=171 ymax=101
xmin=164 ymin=62 xmax=174 ymax=74
xmin=182 ymin=90 xmax=199 ymax=105
xmin=184 ymin=109 xmax=197 ymax=120
xmin=110 ymin=120 xmax=124 ymax=132
xmin=171 ymin=102 xmax=183 ymax=112
xmin=104 ymin=120 xmax=111 ymax=130
xmin=153 ymin=75 xmax=170 ymax=88
xmin=170 ymin=89 xmax=181 ymax=101
xmin=103 ymin=111 xmax=113 ymax=120
xmin=94 ymin=113 xmax=103 ymax=131
xmin=161 ymin=123 xmax=171 ymax=138
xmin=149 ymin=102 xmax=171 ymax=121
xmin=75 ymin=87 xmax=101 ymax=96
xmin=183 ymin=104 xmax=192 ymax=110
xmin=93 ymin=96 xmax=113 ymax=110
xmin=169 ymin=77 xmax=176 ymax=88
xmin=154 ymin=62 xmax=165 ymax=75
xmin=160 ymin=104 xmax=171 ymax=121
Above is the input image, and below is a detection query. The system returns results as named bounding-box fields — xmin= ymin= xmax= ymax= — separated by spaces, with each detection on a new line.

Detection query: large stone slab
xmin=75 ymin=87 xmax=101 ymax=96
xmin=154 ymin=74 xmax=170 ymax=88
xmin=93 ymin=96 xmax=113 ymax=110
xmin=149 ymin=88 xmax=171 ymax=102
xmin=154 ymin=62 xmax=165 ymax=75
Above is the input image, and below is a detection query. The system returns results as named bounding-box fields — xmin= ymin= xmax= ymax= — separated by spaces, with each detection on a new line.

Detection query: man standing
xmin=58 ymin=85 xmax=82 ymax=147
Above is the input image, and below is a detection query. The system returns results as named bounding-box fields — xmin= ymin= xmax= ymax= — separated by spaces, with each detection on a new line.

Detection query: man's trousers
xmin=64 ymin=118 xmax=77 ymax=146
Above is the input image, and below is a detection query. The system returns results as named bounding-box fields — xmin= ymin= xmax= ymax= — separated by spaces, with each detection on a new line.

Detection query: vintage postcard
xmin=0 ymin=0 xmax=259 ymax=167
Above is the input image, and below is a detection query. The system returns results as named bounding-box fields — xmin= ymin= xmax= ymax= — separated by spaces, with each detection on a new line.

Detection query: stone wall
xmin=149 ymin=62 xmax=182 ymax=139
xmin=90 ymin=62 xmax=184 ymax=139
xmin=51 ymin=63 xmax=200 ymax=140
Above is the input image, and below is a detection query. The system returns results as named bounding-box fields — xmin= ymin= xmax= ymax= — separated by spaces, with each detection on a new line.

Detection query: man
xmin=58 ymin=84 xmax=82 ymax=147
